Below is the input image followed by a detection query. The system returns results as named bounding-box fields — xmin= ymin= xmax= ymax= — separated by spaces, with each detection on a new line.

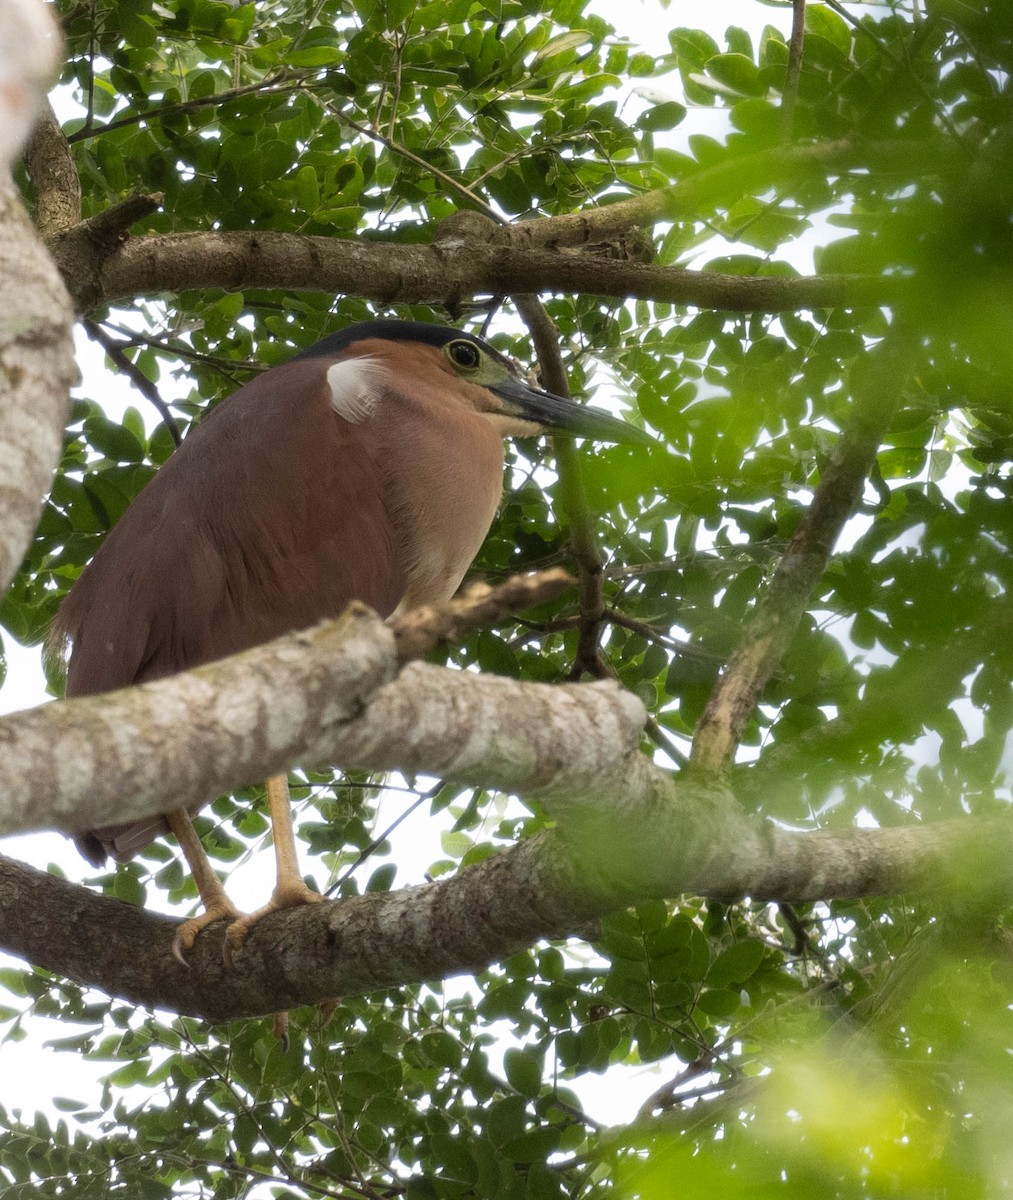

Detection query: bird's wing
xmin=56 ymin=359 xmax=404 ymax=694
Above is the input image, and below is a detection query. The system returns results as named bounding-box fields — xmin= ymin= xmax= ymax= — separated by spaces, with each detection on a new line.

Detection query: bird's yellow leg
xmin=223 ymin=774 xmax=322 ymax=961
xmin=166 ymin=808 xmax=243 ymax=964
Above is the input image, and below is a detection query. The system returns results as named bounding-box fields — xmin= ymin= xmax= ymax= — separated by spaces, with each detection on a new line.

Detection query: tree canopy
xmin=1 ymin=0 xmax=1012 ymax=1195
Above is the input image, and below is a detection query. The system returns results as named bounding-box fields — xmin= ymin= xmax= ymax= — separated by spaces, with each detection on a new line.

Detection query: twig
xmin=391 ymin=568 xmax=575 ymax=663
xmin=502 ymin=138 xmax=965 ymax=252
xmin=324 ymin=780 xmax=442 ymax=896
xmin=335 ymin=107 xmax=502 ymax=223
xmin=606 ymin=607 xmax=724 ymax=666
xmin=67 ymin=72 xmax=309 ymax=143
xmin=780 ymin=0 xmax=807 ymax=142
xmin=77 ymin=192 xmax=162 ymax=250
xmin=84 ymin=320 xmax=183 ymax=448
xmin=511 ymin=297 xmax=607 ymax=680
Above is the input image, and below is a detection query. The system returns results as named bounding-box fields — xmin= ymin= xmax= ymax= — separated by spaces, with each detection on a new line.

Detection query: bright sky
xmin=0 ymin=0 xmax=797 ymax=1134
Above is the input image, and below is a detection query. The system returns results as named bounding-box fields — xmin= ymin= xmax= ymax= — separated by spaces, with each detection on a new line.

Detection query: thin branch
xmin=690 ymin=326 xmax=919 ymax=775
xmin=391 ymin=568 xmax=574 ymax=661
xmin=337 ymin=107 xmax=502 ymax=224
xmin=76 ymin=191 xmax=162 ymax=248
xmin=325 ymin=781 xmax=440 ymax=897
xmin=503 ymin=138 xmax=966 ymax=251
xmin=606 ymin=607 xmax=723 ymax=666
xmin=512 ymin=296 xmax=608 ymax=680
xmin=749 ymin=612 xmax=1013 ymax=782
xmin=780 ymin=0 xmax=807 ymax=142
xmin=84 ymin=319 xmax=183 ymax=448
xmin=66 ymin=72 xmax=310 ymax=143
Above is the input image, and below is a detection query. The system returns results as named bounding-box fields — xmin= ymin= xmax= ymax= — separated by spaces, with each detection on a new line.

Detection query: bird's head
xmin=296 ymin=319 xmax=652 ymax=446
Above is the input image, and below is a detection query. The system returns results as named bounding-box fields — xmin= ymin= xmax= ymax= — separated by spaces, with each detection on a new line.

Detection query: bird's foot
xmin=223 ymin=878 xmax=323 ymax=966
xmin=270 ymin=995 xmax=340 ymax=1051
xmin=172 ymin=897 xmax=244 ymax=965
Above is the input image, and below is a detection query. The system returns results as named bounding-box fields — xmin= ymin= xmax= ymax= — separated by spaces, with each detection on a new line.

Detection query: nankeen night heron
xmin=54 ymin=318 xmax=649 ymax=959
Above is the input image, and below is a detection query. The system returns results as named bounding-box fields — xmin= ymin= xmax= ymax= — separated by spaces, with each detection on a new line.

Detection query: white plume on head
xmin=325 ymin=356 xmax=389 ymax=424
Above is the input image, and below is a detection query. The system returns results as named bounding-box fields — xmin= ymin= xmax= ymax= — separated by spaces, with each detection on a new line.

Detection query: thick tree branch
xmin=0 ymin=0 xmax=60 ymax=168
xmin=23 ymin=99 xmax=81 ymax=240
xmin=2 ymin=800 xmax=1008 ymax=1021
xmin=52 ymin=225 xmax=895 ymax=316
xmin=1 ymin=595 xmax=647 ymax=840
xmin=0 ymin=181 xmax=76 ymax=593
xmin=2 ymin=571 xmax=1010 ymax=1019
xmin=35 ymin=122 xmax=945 ymax=317
xmin=691 ymin=327 xmax=918 ymax=774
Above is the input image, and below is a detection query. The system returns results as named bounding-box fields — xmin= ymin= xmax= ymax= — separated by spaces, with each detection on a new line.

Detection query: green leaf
xmin=703 ymin=52 xmax=765 ymax=96
xmin=637 ymin=101 xmax=687 ymax=131
xmin=805 ymin=4 xmax=852 ymax=55
xmin=708 ymin=940 xmax=766 ymax=986
xmin=365 ymin=863 xmax=396 ymax=892
xmin=83 ymin=416 xmax=145 ymax=464
xmin=503 ymin=1047 xmax=542 ymax=1098
xmin=532 ymin=30 xmax=591 ymax=66
xmin=288 ymin=46 xmax=344 ymax=68
xmin=696 ymin=988 xmax=742 ymax=1018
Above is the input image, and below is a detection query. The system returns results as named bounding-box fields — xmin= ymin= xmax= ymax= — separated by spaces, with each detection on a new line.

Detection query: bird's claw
xmin=221 ymin=882 xmax=323 ymax=965
xmin=171 ymin=931 xmax=193 ymax=968
xmin=171 ymin=899 xmax=243 ymax=966
xmin=273 ymin=1011 xmax=291 ymax=1050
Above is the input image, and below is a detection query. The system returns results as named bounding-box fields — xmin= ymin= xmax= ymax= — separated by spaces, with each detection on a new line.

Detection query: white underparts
xmin=326 ymin=357 xmax=388 ymax=423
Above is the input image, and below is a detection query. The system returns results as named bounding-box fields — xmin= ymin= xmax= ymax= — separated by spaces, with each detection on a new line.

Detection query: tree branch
xmin=2 ymin=796 xmax=1008 ymax=1021
xmin=3 ymin=572 xmax=1010 ymax=1018
xmin=0 ymin=0 xmax=61 ymax=170
xmin=75 ymin=191 xmax=162 ymax=249
xmin=23 ymin=100 xmax=81 ymax=241
xmin=690 ymin=326 xmax=918 ymax=775
xmin=512 ymin=296 xmax=607 ymax=679
xmin=0 ymin=181 xmax=76 ymax=592
xmin=0 ymin=4 xmax=77 ymax=594
xmin=780 ymin=0 xmax=807 ymax=142
xmin=84 ymin=319 xmax=182 ymax=447
xmin=391 ymin=568 xmax=574 ymax=661
xmin=503 ymin=138 xmax=963 ymax=250
xmin=36 ymin=123 xmax=944 ymax=317
xmin=3 ymin=580 xmax=645 ymax=840
xmin=52 ymin=224 xmax=896 ymax=317
xmin=65 ymin=71 xmax=312 ymax=144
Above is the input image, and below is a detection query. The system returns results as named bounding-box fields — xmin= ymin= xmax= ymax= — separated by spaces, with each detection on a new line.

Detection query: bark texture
xmin=2 ymin=601 xmax=1010 ymax=1019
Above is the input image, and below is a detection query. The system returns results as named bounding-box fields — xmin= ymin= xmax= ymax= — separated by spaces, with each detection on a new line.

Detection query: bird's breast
xmin=378 ymin=405 xmax=506 ymax=613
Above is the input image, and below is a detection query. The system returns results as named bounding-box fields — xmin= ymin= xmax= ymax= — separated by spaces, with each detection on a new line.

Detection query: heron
xmin=53 ymin=318 xmax=649 ymax=960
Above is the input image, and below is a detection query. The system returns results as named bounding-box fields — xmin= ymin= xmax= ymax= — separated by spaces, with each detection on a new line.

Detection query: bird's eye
xmin=446 ymin=339 xmax=481 ymax=371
